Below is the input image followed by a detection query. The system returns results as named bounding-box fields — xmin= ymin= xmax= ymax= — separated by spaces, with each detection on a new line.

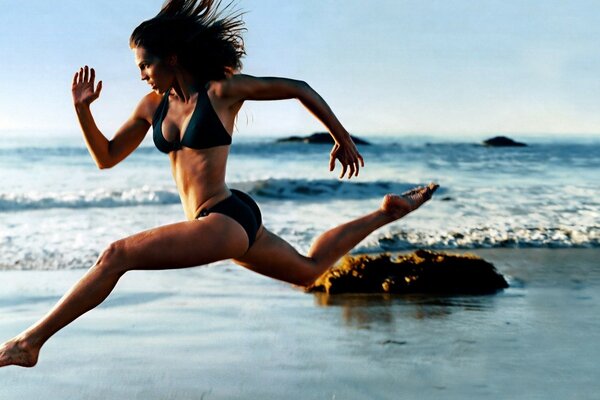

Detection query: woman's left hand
xmin=72 ymin=66 xmax=102 ymax=106
xmin=329 ymin=138 xmax=365 ymax=179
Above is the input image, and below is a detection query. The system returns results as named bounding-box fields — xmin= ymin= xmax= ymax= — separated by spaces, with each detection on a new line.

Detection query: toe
xmin=424 ymin=183 xmax=439 ymax=198
xmin=402 ymin=186 xmax=423 ymax=197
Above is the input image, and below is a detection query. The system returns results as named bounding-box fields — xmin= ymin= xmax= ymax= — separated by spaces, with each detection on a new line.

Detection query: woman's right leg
xmin=0 ymin=213 xmax=250 ymax=368
xmin=234 ymin=183 xmax=438 ymax=286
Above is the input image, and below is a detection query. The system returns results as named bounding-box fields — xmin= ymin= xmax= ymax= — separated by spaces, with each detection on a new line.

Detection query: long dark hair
xmin=130 ymin=0 xmax=245 ymax=83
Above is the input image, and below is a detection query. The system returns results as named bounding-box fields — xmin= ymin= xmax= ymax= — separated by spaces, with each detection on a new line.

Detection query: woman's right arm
xmin=72 ymin=66 xmax=153 ymax=169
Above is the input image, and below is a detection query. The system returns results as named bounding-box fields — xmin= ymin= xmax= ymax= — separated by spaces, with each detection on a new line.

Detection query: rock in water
xmin=277 ymin=132 xmax=371 ymax=145
xmin=483 ymin=136 xmax=527 ymax=147
xmin=307 ymin=250 xmax=509 ymax=295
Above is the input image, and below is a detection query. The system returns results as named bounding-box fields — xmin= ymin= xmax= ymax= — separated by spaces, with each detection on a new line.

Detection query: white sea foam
xmin=370 ymin=225 xmax=600 ymax=251
xmin=0 ymin=186 xmax=181 ymax=211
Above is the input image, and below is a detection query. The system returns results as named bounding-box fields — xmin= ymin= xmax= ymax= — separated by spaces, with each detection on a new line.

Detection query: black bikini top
xmin=152 ymin=88 xmax=232 ymax=153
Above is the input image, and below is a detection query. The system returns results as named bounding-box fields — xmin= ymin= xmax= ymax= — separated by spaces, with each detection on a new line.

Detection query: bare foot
xmin=0 ymin=337 xmax=39 ymax=368
xmin=381 ymin=182 xmax=439 ymax=219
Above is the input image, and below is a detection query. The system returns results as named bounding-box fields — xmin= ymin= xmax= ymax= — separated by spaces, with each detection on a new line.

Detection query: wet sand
xmin=1 ymin=249 xmax=599 ymax=399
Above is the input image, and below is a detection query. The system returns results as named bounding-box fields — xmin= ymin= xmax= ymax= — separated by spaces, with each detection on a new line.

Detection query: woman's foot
xmin=0 ymin=337 xmax=40 ymax=368
xmin=381 ymin=183 xmax=439 ymax=219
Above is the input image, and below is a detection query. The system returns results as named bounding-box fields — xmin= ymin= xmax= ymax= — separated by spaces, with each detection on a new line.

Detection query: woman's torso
xmin=147 ymin=82 xmax=241 ymax=220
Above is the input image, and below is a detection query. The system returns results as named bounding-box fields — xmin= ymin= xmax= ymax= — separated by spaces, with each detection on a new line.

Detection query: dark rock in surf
xmin=306 ymin=250 xmax=508 ymax=295
xmin=277 ymin=132 xmax=371 ymax=145
xmin=483 ymin=136 xmax=527 ymax=147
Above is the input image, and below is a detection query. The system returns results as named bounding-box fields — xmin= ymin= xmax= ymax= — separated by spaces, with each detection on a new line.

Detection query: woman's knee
xmin=94 ymin=240 xmax=128 ymax=275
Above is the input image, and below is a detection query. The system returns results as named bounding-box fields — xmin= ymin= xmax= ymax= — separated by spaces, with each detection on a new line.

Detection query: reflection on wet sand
xmin=313 ymin=292 xmax=498 ymax=327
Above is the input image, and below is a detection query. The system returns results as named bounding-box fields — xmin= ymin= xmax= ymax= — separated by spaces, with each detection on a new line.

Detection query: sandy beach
xmin=1 ymin=248 xmax=599 ymax=399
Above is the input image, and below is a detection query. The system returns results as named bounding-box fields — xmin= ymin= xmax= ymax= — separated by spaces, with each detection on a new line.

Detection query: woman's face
xmin=133 ymin=46 xmax=174 ymax=94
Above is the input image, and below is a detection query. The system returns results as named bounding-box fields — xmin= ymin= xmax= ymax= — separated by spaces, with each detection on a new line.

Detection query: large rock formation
xmin=277 ymin=132 xmax=371 ymax=145
xmin=483 ymin=136 xmax=527 ymax=147
xmin=307 ymin=250 xmax=508 ymax=295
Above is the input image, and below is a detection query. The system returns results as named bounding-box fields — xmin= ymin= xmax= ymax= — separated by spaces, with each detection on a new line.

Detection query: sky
xmin=1 ymin=0 xmax=599 ymax=138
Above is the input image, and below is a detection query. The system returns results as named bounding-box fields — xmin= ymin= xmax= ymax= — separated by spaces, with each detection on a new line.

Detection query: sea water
xmin=0 ymin=133 xmax=598 ymax=270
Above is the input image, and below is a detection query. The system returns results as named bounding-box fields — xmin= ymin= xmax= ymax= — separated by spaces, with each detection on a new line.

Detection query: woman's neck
xmin=170 ymin=68 xmax=205 ymax=103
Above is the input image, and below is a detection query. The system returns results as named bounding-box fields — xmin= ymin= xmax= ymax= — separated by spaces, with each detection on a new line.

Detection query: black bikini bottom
xmin=195 ymin=189 xmax=262 ymax=248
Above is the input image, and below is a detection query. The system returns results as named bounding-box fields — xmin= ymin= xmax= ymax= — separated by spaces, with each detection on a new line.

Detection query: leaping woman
xmin=0 ymin=0 xmax=438 ymax=367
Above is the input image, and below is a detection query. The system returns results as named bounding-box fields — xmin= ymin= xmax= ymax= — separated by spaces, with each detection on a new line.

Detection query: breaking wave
xmin=370 ymin=226 xmax=600 ymax=250
xmin=0 ymin=179 xmax=430 ymax=212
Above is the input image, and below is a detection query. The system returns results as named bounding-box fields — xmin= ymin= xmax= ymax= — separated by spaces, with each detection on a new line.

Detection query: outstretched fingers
xmin=71 ymin=65 xmax=102 ymax=105
xmin=73 ymin=66 xmax=95 ymax=85
xmin=331 ymin=145 xmax=364 ymax=179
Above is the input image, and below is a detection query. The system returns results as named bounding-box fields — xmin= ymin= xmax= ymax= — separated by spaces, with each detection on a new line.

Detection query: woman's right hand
xmin=329 ymin=136 xmax=365 ymax=179
xmin=72 ymin=66 xmax=102 ymax=106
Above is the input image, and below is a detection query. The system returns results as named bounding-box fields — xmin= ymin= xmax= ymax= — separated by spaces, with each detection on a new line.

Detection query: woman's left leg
xmin=0 ymin=214 xmax=249 ymax=368
xmin=234 ymin=184 xmax=438 ymax=286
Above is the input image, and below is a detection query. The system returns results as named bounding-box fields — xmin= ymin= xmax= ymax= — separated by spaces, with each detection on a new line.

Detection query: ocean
xmin=0 ymin=133 xmax=598 ymax=271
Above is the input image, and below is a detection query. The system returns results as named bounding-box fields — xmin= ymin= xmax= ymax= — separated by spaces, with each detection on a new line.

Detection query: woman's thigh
xmin=114 ymin=213 xmax=249 ymax=270
xmin=233 ymin=228 xmax=317 ymax=286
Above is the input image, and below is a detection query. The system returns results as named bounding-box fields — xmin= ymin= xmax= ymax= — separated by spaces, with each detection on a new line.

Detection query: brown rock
xmin=307 ymin=250 xmax=508 ymax=295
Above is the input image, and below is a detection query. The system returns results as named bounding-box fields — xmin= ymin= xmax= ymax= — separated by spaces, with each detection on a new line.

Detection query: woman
xmin=0 ymin=0 xmax=438 ymax=368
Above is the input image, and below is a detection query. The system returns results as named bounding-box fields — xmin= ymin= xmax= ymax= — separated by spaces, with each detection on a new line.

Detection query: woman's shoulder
xmin=206 ymin=74 xmax=258 ymax=101
xmin=210 ymin=74 xmax=255 ymax=89
xmin=134 ymin=92 xmax=164 ymax=123
xmin=140 ymin=91 xmax=164 ymax=107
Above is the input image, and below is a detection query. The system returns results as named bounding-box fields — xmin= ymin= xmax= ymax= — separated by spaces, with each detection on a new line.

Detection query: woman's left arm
xmin=218 ymin=74 xmax=364 ymax=179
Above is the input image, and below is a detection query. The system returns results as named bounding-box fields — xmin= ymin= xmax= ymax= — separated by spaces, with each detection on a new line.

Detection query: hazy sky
xmin=1 ymin=0 xmax=599 ymax=137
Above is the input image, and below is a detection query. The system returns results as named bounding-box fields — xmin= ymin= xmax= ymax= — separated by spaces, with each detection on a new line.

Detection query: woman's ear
xmin=167 ymin=54 xmax=178 ymax=67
